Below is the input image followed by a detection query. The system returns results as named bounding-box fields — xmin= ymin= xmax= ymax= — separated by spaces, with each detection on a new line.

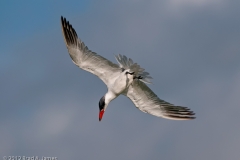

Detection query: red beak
xmin=99 ymin=109 xmax=105 ymax=121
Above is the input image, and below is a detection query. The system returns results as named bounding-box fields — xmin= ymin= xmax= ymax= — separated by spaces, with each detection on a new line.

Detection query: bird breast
xmin=110 ymin=73 xmax=133 ymax=95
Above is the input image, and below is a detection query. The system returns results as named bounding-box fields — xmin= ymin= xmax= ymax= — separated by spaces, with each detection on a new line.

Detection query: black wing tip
xmin=188 ymin=111 xmax=196 ymax=120
xmin=60 ymin=16 xmax=66 ymax=27
xmin=187 ymin=115 xmax=196 ymax=120
xmin=60 ymin=16 xmax=78 ymax=46
xmin=164 ymin=106 xmax=196 ymax=120
xmin=167 ymin=114 xmax=196 ymax=120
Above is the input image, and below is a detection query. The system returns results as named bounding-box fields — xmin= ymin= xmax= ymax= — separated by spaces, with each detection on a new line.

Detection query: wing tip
xmin=60 ymin=16 xmax=78 ymax=46
xmin=162 ymin=115 xmax=196 ymax=120
xmin=163 ymin=106 xmax=196 ymax=120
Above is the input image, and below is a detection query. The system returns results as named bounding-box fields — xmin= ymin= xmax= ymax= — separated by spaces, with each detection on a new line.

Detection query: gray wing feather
xmin=115 ymin=54 xmax=153 ymax=84
xmin=61 ymin=17 xmax=120 ymax=86
xmin=124 ymin=81 xmax=195 ymax=120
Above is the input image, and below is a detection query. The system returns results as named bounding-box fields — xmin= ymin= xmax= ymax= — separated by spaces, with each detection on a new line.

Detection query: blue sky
xmin=1 ymin=0 xmax=240 ymax=159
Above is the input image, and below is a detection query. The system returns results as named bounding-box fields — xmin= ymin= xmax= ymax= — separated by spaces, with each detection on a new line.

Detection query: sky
xmin=1 ymin=0 xmax=240 ymax=159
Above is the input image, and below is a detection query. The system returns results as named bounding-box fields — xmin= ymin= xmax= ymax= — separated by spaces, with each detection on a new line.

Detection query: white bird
xmin=61 ymin=16 xmax=195 ymax=121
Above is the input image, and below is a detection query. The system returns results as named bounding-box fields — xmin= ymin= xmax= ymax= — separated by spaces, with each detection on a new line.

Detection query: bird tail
xmin=115 ymin=54 xmax=152 ymax=84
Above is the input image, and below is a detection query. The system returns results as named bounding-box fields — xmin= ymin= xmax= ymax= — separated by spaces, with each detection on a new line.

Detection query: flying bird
xmin=61 ymin=16 xmax=195 ymax=121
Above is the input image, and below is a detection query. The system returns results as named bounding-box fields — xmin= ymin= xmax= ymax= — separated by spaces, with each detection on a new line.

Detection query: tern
xmin=61 ymin=16 xmax=195 ymax=121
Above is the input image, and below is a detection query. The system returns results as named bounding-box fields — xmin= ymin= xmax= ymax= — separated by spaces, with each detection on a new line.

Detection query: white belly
xmin=109 ymin=73 xmax=133 ymax=95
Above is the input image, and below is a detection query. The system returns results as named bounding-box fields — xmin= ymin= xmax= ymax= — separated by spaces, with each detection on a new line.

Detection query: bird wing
xmin=124 ymin=81 xmax=195 ymax=120
xmin=61 ymin=16 xmax=120 ymax=86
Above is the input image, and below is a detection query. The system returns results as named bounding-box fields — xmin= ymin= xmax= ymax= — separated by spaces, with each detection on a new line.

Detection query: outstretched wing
xmin=124 ymin=81 xmax=195 ymax=120
xmin=61 ymin=16 xmax=121 ymax=86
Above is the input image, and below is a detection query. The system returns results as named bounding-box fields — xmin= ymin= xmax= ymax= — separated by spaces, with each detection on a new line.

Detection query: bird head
xmin=99 ymin=96 xmax=107 ymax=121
